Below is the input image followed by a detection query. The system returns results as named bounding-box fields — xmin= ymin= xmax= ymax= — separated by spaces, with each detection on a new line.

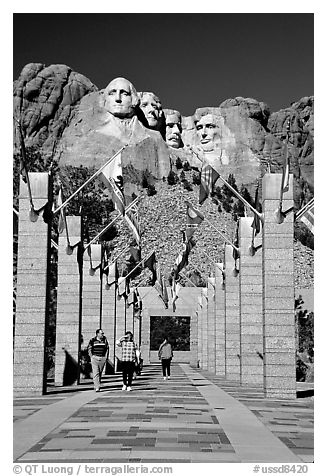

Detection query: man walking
xmin=87 ymin=329 xmax=109 ymax=392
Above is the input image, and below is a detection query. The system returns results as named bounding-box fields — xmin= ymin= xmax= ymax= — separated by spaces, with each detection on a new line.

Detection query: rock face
xmin=13 ymin=63 xmax=314 ymax=204
xmin=56 ymin=88 xmax=171 ymax=181
xmin=13 ymin=63 xmax=98 ymax=155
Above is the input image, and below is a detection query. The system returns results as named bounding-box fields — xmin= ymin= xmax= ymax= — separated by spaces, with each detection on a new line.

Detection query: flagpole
xmin=202 ymin=216 xmax=238 ymax=251
xmin=199 ymin=248 xmax=224 ymax=275
xmin=84 ymin=197 xmax=140 ymax=251
xmin=188 ymin=144 xmax=263 ymax=223
xmin=215 ymin=174 xmax=264 ymax=223
xmin=132 ymin=276 xmax=149 ymax=291
xmin=119 ymin=250 xmax=155 ymax=284
xmin=295 ymin=198 xmax=314 ymax=221
xmin=103 ymin=244 xmax=130 ymax=272
xmin=179 ymin=271 xmax=198 ymax=287
xmin=53 ymin=146 xmax=125 ymax=215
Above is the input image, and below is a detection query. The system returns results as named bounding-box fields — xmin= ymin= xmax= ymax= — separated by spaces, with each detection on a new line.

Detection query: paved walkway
xmin=13 ymin=363 xmax=313 ymax=463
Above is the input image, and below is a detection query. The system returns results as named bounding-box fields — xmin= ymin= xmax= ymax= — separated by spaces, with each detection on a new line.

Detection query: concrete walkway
xmin=13 ymin=363 xmax=313 ymax=463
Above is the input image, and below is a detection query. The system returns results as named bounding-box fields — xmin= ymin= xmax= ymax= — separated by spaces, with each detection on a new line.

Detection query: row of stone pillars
xmin=13 ymin=172 xmax=296 ymax=398
xmin=194 ymin=173 xmax=296 ymax=398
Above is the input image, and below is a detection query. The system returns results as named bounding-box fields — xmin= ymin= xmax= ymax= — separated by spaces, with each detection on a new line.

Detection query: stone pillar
xmin=101 ymin=271 xmax=116 ymax=368
xmin=239 ymin=217 xmax=264 ymax=386
xmin=126 ymin=296 xmax=134 ymax=334
xmin=224 ymin=244 xmax=241 ymax=381
xmin=14 ymin=173 xmax=51 ymax=395
xmin=196 ymin=296 xmax=202 ymax=368
xmin=190 ymin=304 xmax=198 ymax=368
xmin=115 ymin=294 xmax=126 ymax=345
xmin=81 ymin=244 xmax=102 ymax=346
xmin=262 ymin=174 xmax=296 ymax=398
xmin=201 ymin=288 xmax=208 ymax=370
xmin=215 ymin=263 xmax=225 ymax=376
xmin=54 ymin=216 xmax=82 ymax=386
xmin=207 ymin=278 xmax=216 ymax=373
xmin=138 ymin=287 xmax=152 ymax=364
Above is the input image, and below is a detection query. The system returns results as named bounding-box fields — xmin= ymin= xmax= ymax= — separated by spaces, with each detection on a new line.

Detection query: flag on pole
xmin=17 ymin=121 xmax=35 ymax=210
xmin=185 ymin=201 xmax=204 ymax=241
xmin=144 ymin=252 xmax=157 ymax=285
xmin=296 ymin=199 xmax=314 ymax=234
xmin=251 ymin=183 xmax=261 ymax=236
xmin=199 ymin=163 xmax=220 ymax=205
xmin=171 ymin=277 xmax=181 ymax=312
xmin=124 ymin=201 xmax=140 ymax=244
xmin=117 ymin=276 xmax=130 ymax=299
xmin=134 ymin=288 xmax=142 ymax=318
xmin=155 ymin=267 xmax=169 ymax=308
xmin=127 ymin=287 xmax=136 ymax=307
xmin=128 ymin=242 xmax=141 ymax=263
xmin=57 ymin=186 xmax=70 ymax=245
xmin=105 ymin=261 xmax=118 ymax=289
xmin=281 ymin=142 xmax=290 ymax=195
xmin=173 ymin=237 xmax=196 ymax=278
xmin=99 ymin=152 xmax=125 ymax=215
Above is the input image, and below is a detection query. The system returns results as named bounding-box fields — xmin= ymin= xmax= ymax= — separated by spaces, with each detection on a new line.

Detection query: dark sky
xmin=13 ymin=13 xmax=313 ymax=116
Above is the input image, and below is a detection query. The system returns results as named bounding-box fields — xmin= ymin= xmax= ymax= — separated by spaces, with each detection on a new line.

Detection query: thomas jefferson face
xmin=166 ymin=113 xmax=182 ymax=148
xmin=105 ymin=78 xmax=137 ymax=118
xmin=139 ymin=92 xmax=162 ymax=128
xmin=196 ymin=114 xmax=220 ymax=152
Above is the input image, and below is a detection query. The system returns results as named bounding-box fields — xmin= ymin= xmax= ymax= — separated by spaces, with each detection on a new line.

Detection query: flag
xmin=129 ymin=242 xmax=141 ymax=263
xmin=155 ymin=267 xmax=169 ymax=308
xmin=208 ymin=277 xmax=215 ymax=290
xmin=117 ymin=276 xmax=130 ymax=299
xmin=199 ymin=163 xmax=220 ymax=205
xmin=17 ymin=122 xmax=35 ymax=210
xmin=134 ymin=288 xmax=142 ymax=318
xmin=281 ymin=142 xmax=290 ymax=194
xmin=88 ymin=244 xmax=102 ymax=276
xmin=127 ymin=287 xmax=136 ymax=307
xmin=173 ymin=237 xmax=196 ymax=278
xmin=57 ymin=186 xmax=70 ymax=242
xmin=99 ymin=152 xmax=125 ymax=215
xmin=297 ymin=199 xmax=314 ymax=234
xmin=185 ymin=201 xmax=204 ymax=241
xmin=144 ymin=252 xmax=157 ymax=285
xmin=171 ymin=277 xmax=181 ymax=312
xmin=251 ymin=183 xmax=261 ymax=236
xmin=124 ymin=201 xmax=140 ymax=244
xmin=105 ymin=261 xmax=118 ymax=289
xmin=232 ymin=221 xmax=240 ymax=261
xmin=17 ymin=123 xmax=28 ymax=184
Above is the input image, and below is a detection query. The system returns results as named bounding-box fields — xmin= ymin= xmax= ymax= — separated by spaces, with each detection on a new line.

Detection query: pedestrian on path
xmin=116 ymin=331 xmax=139 ymax=391
xmin=87 ymin=329 xmax=109 ymax=392
xmin=158 ymin=337 xmax=173 ymax=380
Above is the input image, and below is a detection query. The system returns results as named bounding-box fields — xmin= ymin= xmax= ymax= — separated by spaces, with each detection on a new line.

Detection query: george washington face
xmin=105 ymin=77 xmax=139 ymax=118
xmin=196 ymin=114 xmax=220 ymax=152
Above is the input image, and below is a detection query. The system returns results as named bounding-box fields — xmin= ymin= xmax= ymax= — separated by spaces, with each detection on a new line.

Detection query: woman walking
xmin=158 ymin=337 xmax=173 ymax=380
xmin=116 ymin=331 xmax=139 ymax=391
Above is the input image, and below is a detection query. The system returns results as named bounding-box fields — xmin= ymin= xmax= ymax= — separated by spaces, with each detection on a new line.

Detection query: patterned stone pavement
xmin=13 ymin=363 xmax=313 ymax=463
